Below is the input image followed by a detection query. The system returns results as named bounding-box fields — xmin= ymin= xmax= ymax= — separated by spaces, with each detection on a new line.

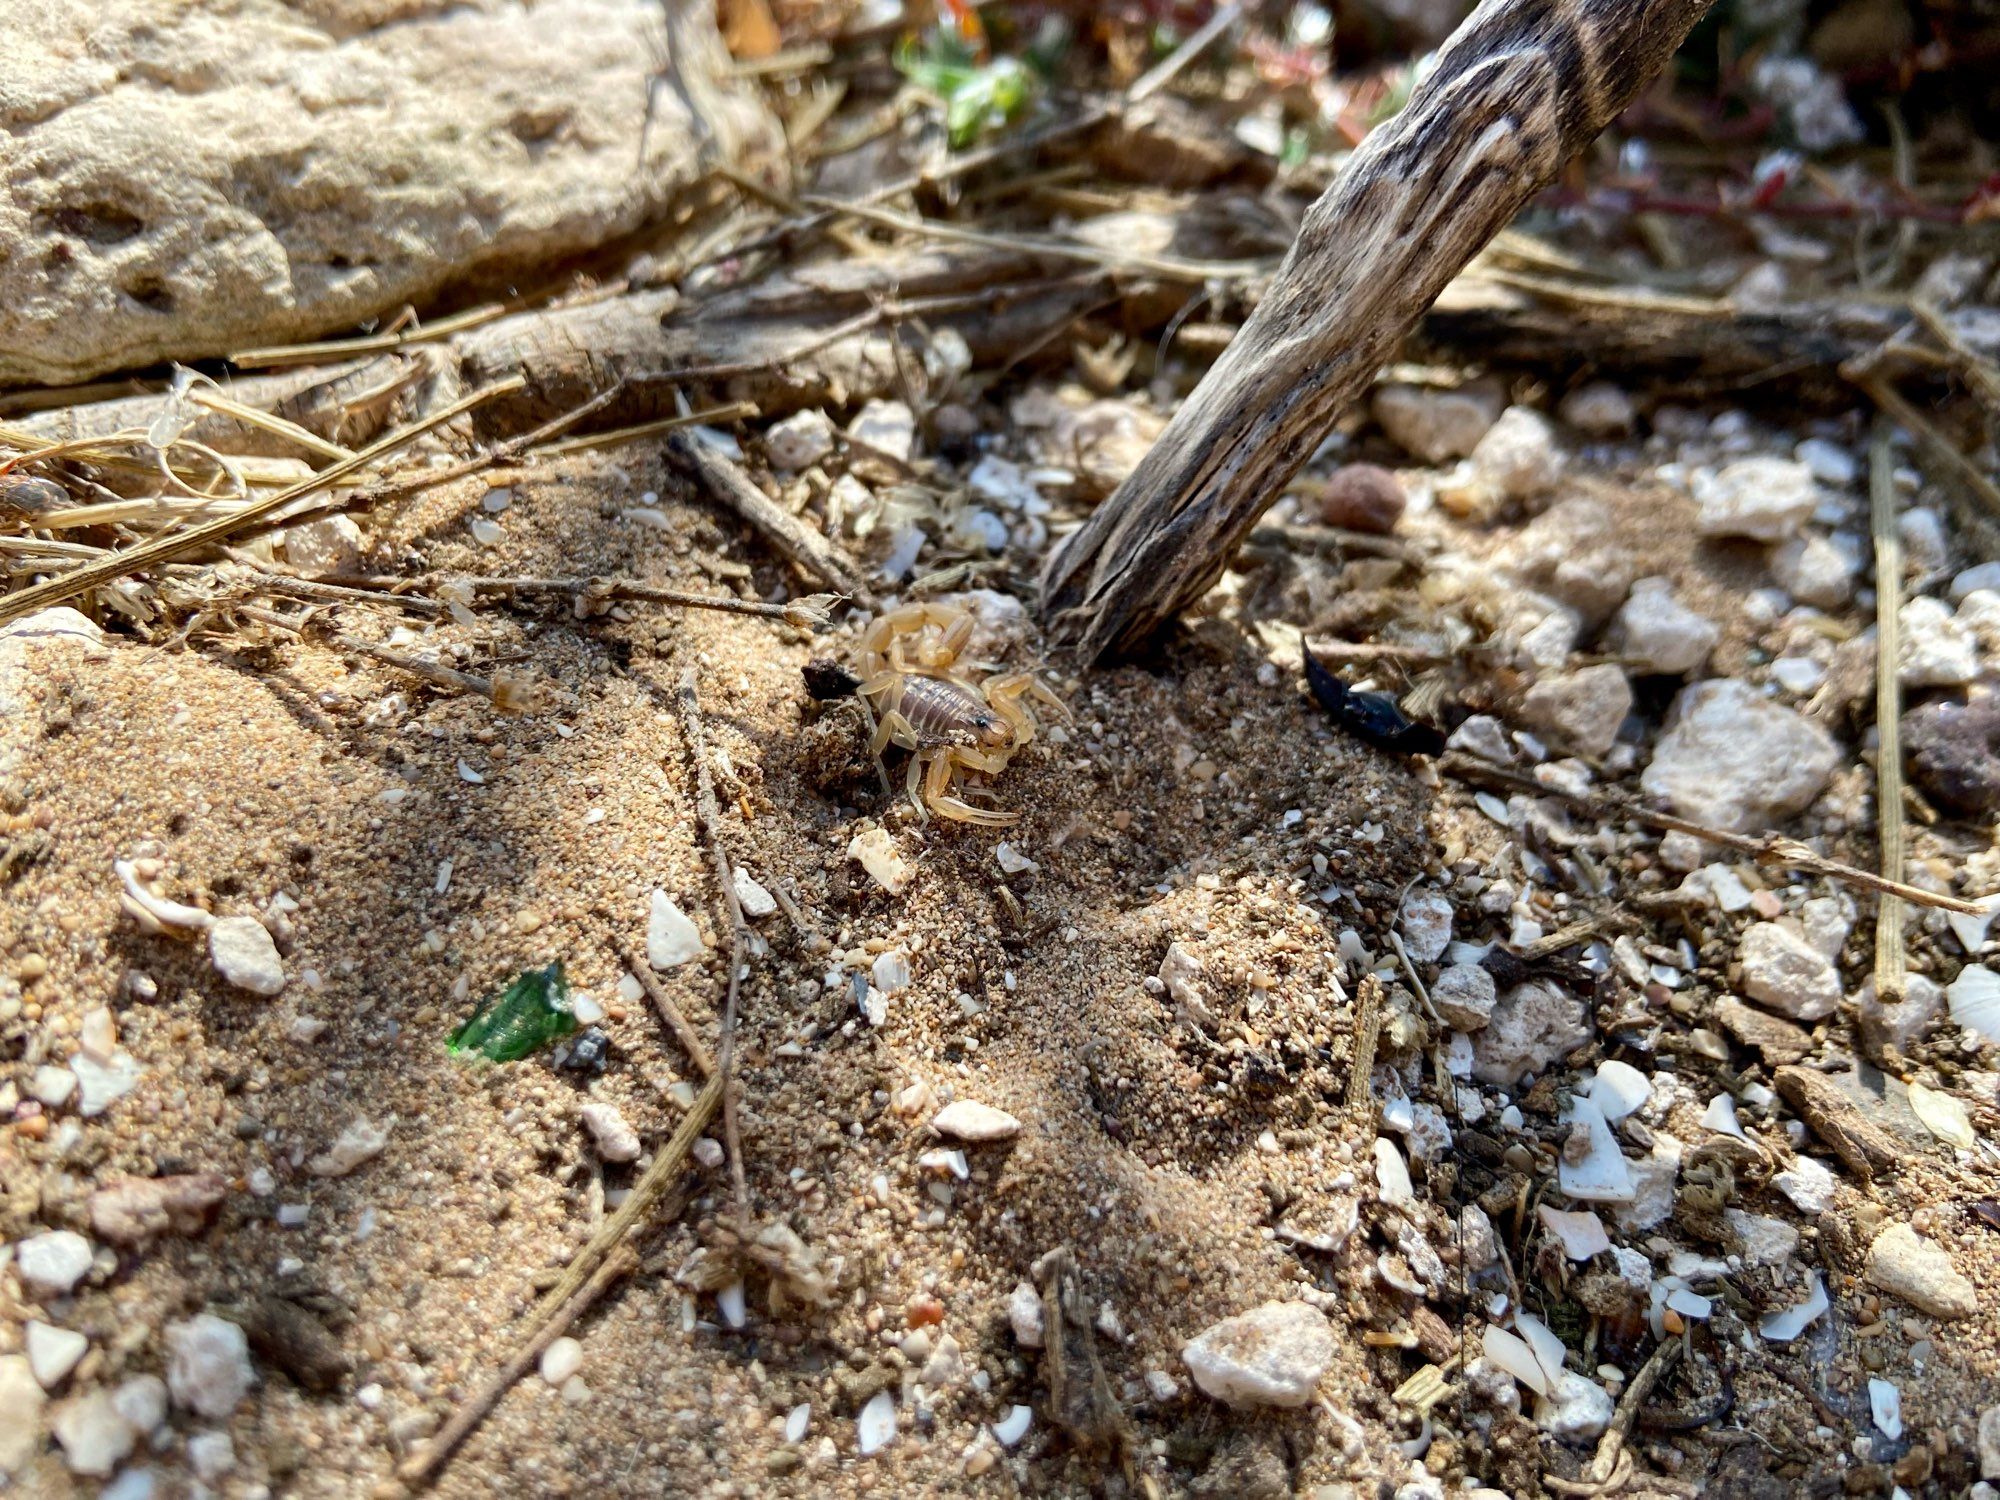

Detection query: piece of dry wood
xmin=601 ymin=924 xmax=717 ymax=1080
xmin=459 ymin=574 xmax=834 ymax=624
xmin=666 ymin=431 xmax=878 ymax=608
xmin=1040 ymin=0 xmax=1724 ymax=659
xmin=1772 ymin=1065 xmax=1900 ymax=1181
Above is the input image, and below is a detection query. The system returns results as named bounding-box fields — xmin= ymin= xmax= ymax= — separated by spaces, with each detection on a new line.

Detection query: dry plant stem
xmin=677 ymin=666 xmax=752 ymax=1224
xmin=249 ymin=575 xmax=444 ymax=616
xmin=533 ymin=1070 xmax=725 ymax=1328
xmin=1911 ymin=298 xmax=2000 ymax=416
xmin=184 ymin=387 xmax=355 ymax=463
xmin=526 ymin=400 xmax=760 ymax=458
xmin=338 ymin=638 xmax=495 ymax=699
xmin=0 ymin=377 xmax=525 ymax=626
xmin=1543 ymin=1335 xmax=1678 ymax=1496
xmin=232 ymin=302 xmax=507 ymax=368
xmin=460 ymin=575 xmax=804 ymax=620
xmin=1869 ymin=431 xmax=1908 ymax=1005
xmin=1040 ymin=0 xmax=1723 ymax=658
xmin=395 ymin=1244 xmax=639 ymax=1490
xmin=602 ymin=927 xmax=718 ymax=1079
xmin=1440 ymin=754 xmax=1987 ymax=915
xmin=666 ymin=430 xmax=879 ymax=608
xmin=1850 ymin=370 xmax=2000 ymax=524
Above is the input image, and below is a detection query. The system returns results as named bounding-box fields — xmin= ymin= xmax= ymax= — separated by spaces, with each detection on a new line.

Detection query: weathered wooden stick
xmin=1040 ymin=0 xmax=1721 ymax=660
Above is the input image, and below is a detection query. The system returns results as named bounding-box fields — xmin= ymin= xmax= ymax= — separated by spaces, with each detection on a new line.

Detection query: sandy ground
xmin=5 ymin=390 xmax=2000 ymax=1499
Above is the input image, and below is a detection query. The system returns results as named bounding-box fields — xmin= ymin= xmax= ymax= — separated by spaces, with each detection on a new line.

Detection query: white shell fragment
xmin=1558 ymin=1096 xmax=1634 ymax=1203
xmin=991 ymin=1404 xmax=1032 ymax=1447
xmin=114 ymin=859 xmax=212 ymax=931
xmin=307 ymin=1116 xmax=388 ymax=1177
xmin=930 ymin=1100 xmax=1021 ymax=1142
xmin=1537 ymin=1207 xmax=1610 ymax=1261
xmin=647 ymin=891 xmax=706 ymax=969
xmin=857 ymin=1390 xmax=897 ymax=1456
xmin=208 ymin=916 xmax=286 ymax=995
xmin=848 ymin=827 xmax=911 ymax=894
xmin=1373 ymin=1137 xmax=1414 ymax=1207
xmin=731 ymin=867 xmax=777 ymax=918
xmin=1948 ymin=965 xmax=2000 ymax=1045
xmin=1588 ymin=1060 xmax=1652 ymax=1122
xmin=1481 ymin=1324 xmax=1554 ymax=1399
xmin=1909 ymin=1080 xmax=1976 ymax=1150
xmin=1869 ymin=1377 xmax=1903 ymax=1440
xmin=1700 ymin=1093 xmax=1747 ymax=1139
xmin=1759 ymin=1273 xmax=1828 ymax=1342
xmin=1181 ymin=1302 xmax=1335 ymax=1408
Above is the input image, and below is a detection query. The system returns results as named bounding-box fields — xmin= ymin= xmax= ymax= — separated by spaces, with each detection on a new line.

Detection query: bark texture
xmin=1040 ymin=0 xmax=1722 ymax=660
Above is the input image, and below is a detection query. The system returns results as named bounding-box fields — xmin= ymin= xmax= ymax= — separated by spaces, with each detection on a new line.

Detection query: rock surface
xmin=0 ymin=0 xmax=769 ymax=386
xmin=1181 ymin=1301 xmax=1334 ymax=1407
xmin=0 ymin=1356 xmax=44 ymax=1474
xmin=16 ymin=1228 xmax=94 ymax=1298
xmin=1904 ymin=693 xmax=2000 ymax=816
xmin=208 ymin=916 xmax=285 ymax=995
xmin=1473 ymin=983 xmax=1589 ymax=1086
xmin=1692 ymin=457 xmax=1820 ymax=541
xmin=1737 ymin=922 xmax=1842 ymax=1021
xmin=1372 ymin=382 xmax=1502 ymax=462
xmin=1641 ymin=680 xmax=1839 ymax=833
xmin=1521 ymin=665 xmax=1632 ymax=758
xmin=1315 ymin=464 xmax=1407 ymax=534
xmin=1866 ymin=1224 xmax=1977 ymax=1319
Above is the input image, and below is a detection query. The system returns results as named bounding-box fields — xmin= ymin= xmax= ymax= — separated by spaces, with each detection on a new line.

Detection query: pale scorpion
xmin=853 ymin=602 xmax=1065 ymax=826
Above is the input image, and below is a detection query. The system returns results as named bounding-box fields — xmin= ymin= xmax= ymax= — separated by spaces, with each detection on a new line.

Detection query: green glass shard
xmin=448 ymin=961 xmax=577 ymax=1062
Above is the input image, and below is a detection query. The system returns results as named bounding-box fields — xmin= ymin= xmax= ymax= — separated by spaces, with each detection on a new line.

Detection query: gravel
xmin=1181 ymin=1302 xmax=1335 ymax=1408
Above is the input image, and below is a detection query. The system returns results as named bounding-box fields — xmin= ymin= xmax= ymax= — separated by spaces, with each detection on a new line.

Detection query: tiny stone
xmin=647 ymin=891 xmax=707 ymax=968
xmin=1866 ymin=1223 xmax=1978 ymax=1320
xmin=208 ymin=915 xmax=286 ymax=995
xmin=1521 ymin=665 xmax=1632 ymax=759
xmin=164 ymin=1313 xmax=255 ymax=1419
xmin=1398 ymin=889 xmax=1454 ymax=964
xmin=1473 ymin=982 xmax=1589 ymax=1086
xmin=308 ymin=1116 xmax=389 ymax=1177
xmin=1773 ymin=1154 xmax=1836 ymax=1214
xmin=29 ymin=1064 xmax=76 ymax=1108
xmin=0 ymin=1356 xmax=46 ymax=1475
xmin=71 ymin=1050 xmax=142 ymax=1116
xmin=51 ymin=1388 xmax=137 ymax=1477
xmin=1372 ymin=381 xmax=1502 ymax=463
xmin=1904 ymin=694 xmax=2000 ymax=816
xmin=1771 ymin=533 xmax=1858 ymax=609
xmin=1008 ymin=1281 xmax=1045 ymax=1348
xmin=1608 ymin=578 xmax=1717 ymax=676
xmin=1535 ymin=1372 xmax=1615 ymax=1445
xmin=16 ymin=1228 xmax=95 ymax=1298
xmin=1737 ymin=922 xmax=1841 ymax=1021
xmin=1431 ymin=963 xmax=1497 ymax=1031
xmin=1692 ymin=457 xmax=1820 ymax=542
xmin=1316 ymin=464 xmax=1406 ymax=534
xmin=1641 ymin=680 xmax=1839 ymax=834
xmin=540 ymin=1336 xmax=584 ymax=1386
xmin=187 ymin=1430 xmax=236 ymax=1482
xmin=89 ymin=1173 xmax=229 ymax=1246
xmin=931 ymin=1100 xmax=1021 ymax=1142
xmin=1181 ymin=1301 xmax=1335 ymax=1408
xmin=731 ymin=867 xmax=777 ymax=918
xmin=1469 ymin=406 xmax=1562 ymax=502
xmin=1559 ymin=382 xmax=1635 ymax=435
xmin=580 ymin=1101 xmax=641 ymax=1162
xmin=26 ymin=1320 xmax=88 ymax=1389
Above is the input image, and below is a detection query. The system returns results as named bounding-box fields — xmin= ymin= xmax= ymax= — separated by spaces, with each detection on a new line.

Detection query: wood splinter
xmin=1040 ymin=0 xmax=1721 ymax=659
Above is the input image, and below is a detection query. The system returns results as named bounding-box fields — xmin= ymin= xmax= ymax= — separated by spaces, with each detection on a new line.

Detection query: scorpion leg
xmin=906 ymin=753 xmax=931 ymax=824
xmin=870 ymin=708 xmax=921 ymax=759
xmin=925 ymin=752 xmax=1019 ymax=826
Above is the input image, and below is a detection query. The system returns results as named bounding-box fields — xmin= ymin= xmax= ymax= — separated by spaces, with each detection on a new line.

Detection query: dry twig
xmin=1868 ymin=431 xmax=1908 ymax=1005
xmin=395 ymin=1245 xmax=639 ymax=1490
xmin=1440 ymin=755 xmax=1987 ymax=916
xmin=677 ymin=666 xmax=753 ymax=1225
xmin=0 ymin=377 xmax=525 ymax=626
xmin=458 ymin=574 xmax=837 ymax=625
xmin=666 ymin=430 xmax=878 ymax=607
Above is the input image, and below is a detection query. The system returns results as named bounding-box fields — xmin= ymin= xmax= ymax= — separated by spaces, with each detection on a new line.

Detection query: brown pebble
xmin=1315 ymin=463 xmax=1407 ymax=534
xmin=17 ymin=953 xmax=48 ymax=982
xmin=905 ymin=1295 xmax=945 ymax=1328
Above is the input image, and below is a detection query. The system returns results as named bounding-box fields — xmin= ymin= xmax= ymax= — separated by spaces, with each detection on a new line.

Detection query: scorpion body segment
xmin=852 ymin=602 xmax=1064 ymax=825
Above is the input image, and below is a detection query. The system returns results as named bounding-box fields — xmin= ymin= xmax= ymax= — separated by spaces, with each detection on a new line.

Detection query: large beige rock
xmin=0 ymin=1 xmax=770 ymax=387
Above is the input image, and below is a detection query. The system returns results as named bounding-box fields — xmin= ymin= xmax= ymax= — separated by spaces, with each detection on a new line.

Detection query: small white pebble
xmin=540 ymin=1337 xmax=583 ymax=1386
